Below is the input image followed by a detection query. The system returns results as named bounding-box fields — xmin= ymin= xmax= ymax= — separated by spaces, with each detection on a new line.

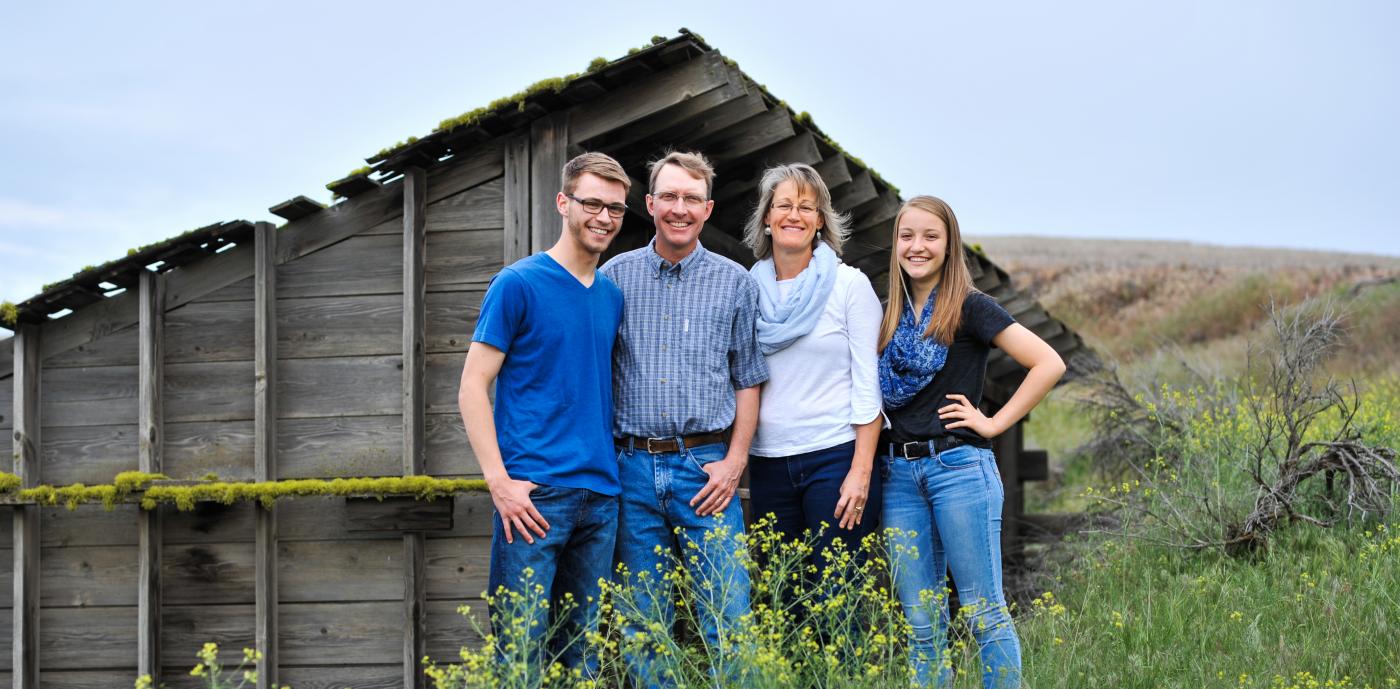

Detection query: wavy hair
xmin=742 ymin=163 xmax=850 ymax=259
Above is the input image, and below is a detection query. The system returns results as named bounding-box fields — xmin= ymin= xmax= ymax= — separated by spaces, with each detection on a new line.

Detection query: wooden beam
xmin=503 ymin=133 xmax=530 ymax=265
xmin=578 ymin=68 xmax=754 ymax=153
xmin=530 ymin=112 xmax=569 ymax=253
xmin=813 ymin=154 xmax=853 ymax=189
xmin=268 ymin=196 xmax=326 ymax=222
xmin=0 ymin=335 xmax=11 ymax=380
xmin=253 ymin=221 xmax=279 ymax=689
xmin=404 ymin=531 xmax=427 ymax=689
xmin=137 ymin=270 xmax=164 ymax=682
xmin=12 ymin=325 xmax=41 ymax=689
xmin=345 ymin=498 xmax=454 ymax=532
xmin=569 ymin=51 xmax=734 ymax=144
xmin=831 ymin=170 xmax=877 ymax=213
xmin=610 ymin=93 xmax=769 ymax=169
xmin=700 ymin=107 xmax=797 ymax=166
xmin=402 ymin=167 xmax=430 ymax=689
xmin=38 ymin=144 xmax=504 ymax=364
xmin=403 ymin=167 xmax=427 ymax=474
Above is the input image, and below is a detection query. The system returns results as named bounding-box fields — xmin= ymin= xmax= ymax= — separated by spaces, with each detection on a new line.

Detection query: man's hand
xmin=488 ymin=477 xmax=549 ymax=544
xmin=690 ymin=454 xmax=745 ymax=517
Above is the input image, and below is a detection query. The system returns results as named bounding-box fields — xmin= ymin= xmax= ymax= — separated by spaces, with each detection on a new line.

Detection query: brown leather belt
xmin=615 ymin=431 xmax=728 ymax=454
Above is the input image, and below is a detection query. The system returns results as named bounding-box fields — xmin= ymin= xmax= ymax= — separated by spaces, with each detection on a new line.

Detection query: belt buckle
xmin=645 ymin=437 xmax=666 ymax=454
xmin=901 ymin=441 xmax=924 ymax=459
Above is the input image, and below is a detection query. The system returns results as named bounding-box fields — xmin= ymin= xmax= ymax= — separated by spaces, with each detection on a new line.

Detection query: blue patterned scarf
xmin=750 ymin=242 xmax=840 ymax=355
xmin=878 ymin=291 xmax=948 ymax=409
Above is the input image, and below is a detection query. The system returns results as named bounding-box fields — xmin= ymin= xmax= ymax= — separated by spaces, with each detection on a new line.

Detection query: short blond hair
xmin=742 ymin=163 xmax=850 ymax=259
xmin=648 ymin=151 xmax=715 ymax=197
xmin=562 ymin=152 xmax=631 ymax=195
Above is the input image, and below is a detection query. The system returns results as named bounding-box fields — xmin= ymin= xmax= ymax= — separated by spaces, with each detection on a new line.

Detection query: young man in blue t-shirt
xmin=456 ymin=152 xmax=629 ymax=677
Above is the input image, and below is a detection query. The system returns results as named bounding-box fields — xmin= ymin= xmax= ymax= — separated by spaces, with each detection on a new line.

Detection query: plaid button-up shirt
xmin=601 ymin=240 xmax=769 ymax=438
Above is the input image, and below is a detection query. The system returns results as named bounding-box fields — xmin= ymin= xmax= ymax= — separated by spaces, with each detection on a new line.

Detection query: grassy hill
xmin=970 ymin=235 xmax=1400 ymax=377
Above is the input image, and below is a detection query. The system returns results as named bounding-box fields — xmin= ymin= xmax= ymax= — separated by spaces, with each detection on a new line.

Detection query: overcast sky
xmin=2 ymin=0 xmax=1397 ymax=304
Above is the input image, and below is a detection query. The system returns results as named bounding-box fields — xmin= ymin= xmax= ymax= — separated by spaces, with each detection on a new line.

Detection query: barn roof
xmin=1 ymin=29 xmax=1096 ymax=395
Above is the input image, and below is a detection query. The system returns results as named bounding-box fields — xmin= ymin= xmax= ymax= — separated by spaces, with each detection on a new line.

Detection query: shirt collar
xmin=646 ymin=238 xmax=708 ymax=280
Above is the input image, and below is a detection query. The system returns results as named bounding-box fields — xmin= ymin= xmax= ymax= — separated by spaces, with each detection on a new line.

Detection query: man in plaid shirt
xmin=602 ymin=151 xmax=768 ymax=689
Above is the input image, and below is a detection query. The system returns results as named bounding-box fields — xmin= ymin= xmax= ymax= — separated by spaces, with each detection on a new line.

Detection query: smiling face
xmin=646 ymin=163 xmax=714 ymax=261
xmin=765 ymin=179 xmax=824 ymax=258
xmin=559 ymin=172 xmax=626 ymax=256
xmin=895 ymin=207 xmax=949 ymax=289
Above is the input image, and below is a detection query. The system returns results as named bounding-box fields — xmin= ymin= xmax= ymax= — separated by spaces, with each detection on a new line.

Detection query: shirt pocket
xmin=681 ymin=305 xmax=730 ymax=375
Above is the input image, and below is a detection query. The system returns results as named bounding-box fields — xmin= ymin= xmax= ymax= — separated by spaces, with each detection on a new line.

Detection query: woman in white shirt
xmin=744 ymin=163 xmax=884 ymax=569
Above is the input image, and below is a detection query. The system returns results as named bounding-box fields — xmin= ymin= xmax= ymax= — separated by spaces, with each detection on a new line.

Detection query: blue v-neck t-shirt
xmin=472 ymin=253 xmax=624 ymax=496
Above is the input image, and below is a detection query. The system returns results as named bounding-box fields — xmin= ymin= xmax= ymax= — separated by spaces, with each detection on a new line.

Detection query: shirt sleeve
xmin=728 ymin=274 xmax=770 ymax=389
xmin=472 ymin=268 xmax=528 ymax=353
xmin=966 ymin=291 xmax=1016 ymax=345
xmin=845 ymin=270 xmax=884 ymax=425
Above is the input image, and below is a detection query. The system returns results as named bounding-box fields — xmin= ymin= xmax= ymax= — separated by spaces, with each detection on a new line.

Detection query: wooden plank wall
xmin=1 ymin=45 xmax=787 ymax=684
xmin=0 ymin=347 xmax=11 ymax=688
xmin=0 ymin=340 xmax=12 ymax=686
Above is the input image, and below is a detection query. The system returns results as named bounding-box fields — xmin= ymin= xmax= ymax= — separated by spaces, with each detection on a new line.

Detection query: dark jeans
xmin=749 ymin=439 xmax=884 ymax=575
xmin=487 ymin=484 xmax=618 ymax=680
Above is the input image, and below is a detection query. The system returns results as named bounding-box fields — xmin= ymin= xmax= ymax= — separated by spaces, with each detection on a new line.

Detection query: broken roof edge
xmin=3 ymin=220 xmax=257 ymax=328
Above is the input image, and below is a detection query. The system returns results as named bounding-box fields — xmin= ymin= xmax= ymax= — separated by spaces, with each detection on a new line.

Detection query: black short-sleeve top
xmin=882 ymin=291 xmax=1016 ymax=446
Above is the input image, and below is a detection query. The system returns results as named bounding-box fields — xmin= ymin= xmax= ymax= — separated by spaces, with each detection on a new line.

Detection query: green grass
xmin=1014 ymin=523 xmax=1400 ymax=689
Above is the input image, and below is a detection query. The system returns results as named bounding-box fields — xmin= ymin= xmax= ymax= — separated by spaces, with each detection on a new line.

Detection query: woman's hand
xmin=833 ymin=466 xmax=871 ymax=530
xmin=938 ymin=393 xmax=1003 ymax=439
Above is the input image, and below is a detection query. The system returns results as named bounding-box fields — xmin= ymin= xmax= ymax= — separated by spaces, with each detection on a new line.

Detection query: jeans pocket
xmin=936 ymin=445 xmax=985 ymax=470
xmin=684 ymin=443 xmax=726 ymax=473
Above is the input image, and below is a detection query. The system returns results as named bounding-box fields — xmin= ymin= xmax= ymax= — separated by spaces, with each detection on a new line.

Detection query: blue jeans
xmin=614 ymin=440 xmax=751 ymax=689
xmin=750 ymin=439 xmax=883 ymax=576
xmin=881 ymin=444 xmax=1021 ymax=689
xmin=488 ymin=484 xmax=618 ymax=681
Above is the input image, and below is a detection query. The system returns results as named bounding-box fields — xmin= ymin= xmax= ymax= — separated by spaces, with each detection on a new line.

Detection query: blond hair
xmin=878 ymin=196 xmax=977 ymax=349
xmin=561 ymin=152 xmax=631 ymax=195
xmin=742 ymin=163 xmax=850 ymax=259
xmin=648 ymin=151 xmax=715 ymax=197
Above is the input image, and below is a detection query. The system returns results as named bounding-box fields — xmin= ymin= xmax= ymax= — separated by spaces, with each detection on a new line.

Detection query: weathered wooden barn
xmin=0 ymin=31 xmax=1093 ymax=689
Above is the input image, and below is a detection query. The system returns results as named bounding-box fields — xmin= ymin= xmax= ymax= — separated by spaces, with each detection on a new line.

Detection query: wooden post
xmin=253 ymin=221 xmax=279 ymax=689
xmin=503 ymin=132 xmax=531 ymax=265
xmin=402 ymin=166 xmax=429 ymax=688
xmin=12 ymin=325 xmax=40 ymax=689
xmin=995 ymin=420 xmax=1023 ymax=562
xmin=529 ymin=111 xmax=569 ymax=253
xmin=137 ymin=270 xmax=164 ymax=682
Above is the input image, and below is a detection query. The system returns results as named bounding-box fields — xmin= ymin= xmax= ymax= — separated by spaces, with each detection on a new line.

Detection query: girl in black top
xmin=877 ymin=196 xmax=1064 ymax=688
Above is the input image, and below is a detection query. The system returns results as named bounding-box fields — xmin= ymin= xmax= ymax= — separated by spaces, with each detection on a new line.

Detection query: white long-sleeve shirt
xmin=750 ymin=263 xmax=883 ymax=457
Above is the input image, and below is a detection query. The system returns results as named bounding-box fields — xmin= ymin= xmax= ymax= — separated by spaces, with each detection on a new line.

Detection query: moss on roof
xmin=373 ymin=35 xmax=688 ymax=165
xmin=792 ymin=110 xmax=900 ymax=196
xmin=1 ymin=301 xmax=17 ymax=327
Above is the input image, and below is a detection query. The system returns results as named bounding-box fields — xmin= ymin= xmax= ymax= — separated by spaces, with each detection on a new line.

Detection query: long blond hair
xmin=878 ymin=196 xmax=976 ymax=350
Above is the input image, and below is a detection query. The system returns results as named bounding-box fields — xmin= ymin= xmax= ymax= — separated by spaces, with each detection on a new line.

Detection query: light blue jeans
xmin=881 ymin=444 xmax=1021 ymax=689
xmin=614 ymin=440 xmax=751 ymax=689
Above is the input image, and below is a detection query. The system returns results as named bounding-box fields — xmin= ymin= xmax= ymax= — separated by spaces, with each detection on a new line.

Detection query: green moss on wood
xmin=0 ymin=471 xmax=488 ymax=511
xmin=0 ymin=300 xmax=17 ymax=327
xmin=379 ymin=33 xmax=689 ymax=163
xmin=789 ymin=109 xmax=901 ymax=195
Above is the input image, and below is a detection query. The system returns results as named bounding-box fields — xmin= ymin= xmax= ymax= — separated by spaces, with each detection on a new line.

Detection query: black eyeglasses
xmin=566 ymin=194 xmax=628 ymax=219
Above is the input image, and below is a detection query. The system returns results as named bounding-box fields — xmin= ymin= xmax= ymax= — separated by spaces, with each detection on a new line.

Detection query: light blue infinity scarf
xmin=878 ymin=290 xmax=949 ymax=409
xmin=750 ymin=242 xmax=839 ymax=355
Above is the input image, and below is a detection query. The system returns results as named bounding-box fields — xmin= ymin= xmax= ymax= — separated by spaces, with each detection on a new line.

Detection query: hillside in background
xmin=970 ymin=235 xmax=1400 ymax=379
